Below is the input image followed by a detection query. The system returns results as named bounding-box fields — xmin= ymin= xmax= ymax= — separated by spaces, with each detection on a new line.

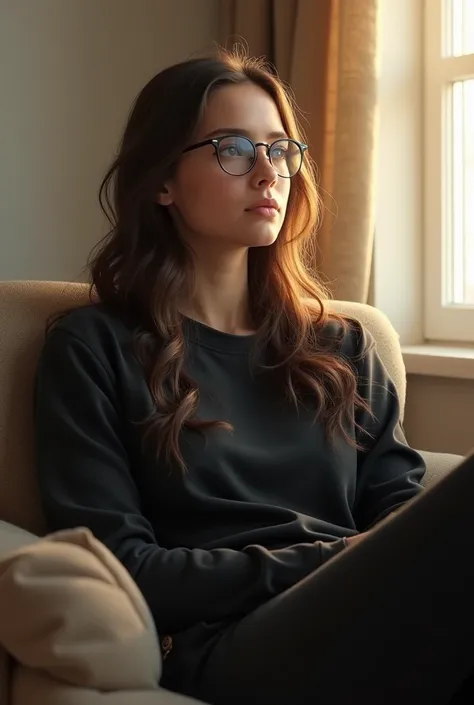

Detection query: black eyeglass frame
xmin=182 ymin=135 xmax=308 ymax=178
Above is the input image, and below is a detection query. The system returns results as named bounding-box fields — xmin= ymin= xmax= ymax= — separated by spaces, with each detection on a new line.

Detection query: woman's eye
xmin=271 ymin=148 xmax=287 ymax=160
xmin=220 ymin=145 xmax=240 ymax=157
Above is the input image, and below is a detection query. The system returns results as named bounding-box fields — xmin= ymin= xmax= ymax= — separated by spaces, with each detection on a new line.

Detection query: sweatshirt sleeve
xmin=34 ymin=327 xmax=347 ymax=634
xmin=351 ymin=325 xmax=426 ymax=531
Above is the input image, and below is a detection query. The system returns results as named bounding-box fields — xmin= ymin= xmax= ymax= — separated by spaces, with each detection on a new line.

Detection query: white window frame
xmin=424 ymin=0 xmax=474 ymax=343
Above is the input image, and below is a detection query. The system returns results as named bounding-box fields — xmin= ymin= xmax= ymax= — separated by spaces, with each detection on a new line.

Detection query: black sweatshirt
xmin=34 ymin=304 xmax=425 ymax=636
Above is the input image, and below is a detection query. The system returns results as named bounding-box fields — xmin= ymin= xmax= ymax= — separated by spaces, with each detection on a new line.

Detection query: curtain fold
xmin=218 ymin=0 xmax=379 ymax=303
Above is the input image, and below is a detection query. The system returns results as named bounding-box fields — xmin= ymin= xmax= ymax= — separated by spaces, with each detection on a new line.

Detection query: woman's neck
xmin=179 ymin=250 xmax=255 ymax=335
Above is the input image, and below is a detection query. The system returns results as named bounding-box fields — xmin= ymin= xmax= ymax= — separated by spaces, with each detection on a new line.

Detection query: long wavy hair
xmin=87 ymin=48 xmax=372 ymax=471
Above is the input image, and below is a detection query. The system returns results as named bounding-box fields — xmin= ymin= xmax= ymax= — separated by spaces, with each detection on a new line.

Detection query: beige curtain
xmin=219 ymin=0 xmax=379 ymax=303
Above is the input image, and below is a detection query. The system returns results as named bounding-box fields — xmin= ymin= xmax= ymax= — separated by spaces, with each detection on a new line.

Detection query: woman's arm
xmin=35 ymin=326 xmax=347 ymax=634
xmin=350 ymin=324 xmax=426 ymax=531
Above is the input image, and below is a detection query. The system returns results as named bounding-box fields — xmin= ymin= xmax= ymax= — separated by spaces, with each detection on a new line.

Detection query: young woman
xmin=35 ymin=50 xmax=474 ymax=705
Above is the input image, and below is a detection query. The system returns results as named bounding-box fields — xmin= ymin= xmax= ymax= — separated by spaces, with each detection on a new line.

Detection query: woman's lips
xmin=246 ymin=206 xmax=279 ymax=218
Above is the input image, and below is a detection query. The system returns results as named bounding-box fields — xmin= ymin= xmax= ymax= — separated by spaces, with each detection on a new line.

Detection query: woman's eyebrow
xmin=203 ymin=127 xmax=289 ymax=140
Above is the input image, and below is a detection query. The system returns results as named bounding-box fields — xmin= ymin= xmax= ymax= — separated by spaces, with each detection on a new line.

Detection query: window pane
xmin=450 ymin=0 xmax=474 ymax=56
xmin=450 ymin=79 xmax=474 ymax=305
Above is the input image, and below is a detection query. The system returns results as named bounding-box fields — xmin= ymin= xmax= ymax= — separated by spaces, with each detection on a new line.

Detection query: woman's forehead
xmin=197 ymin=82 xmax=286 ymax=140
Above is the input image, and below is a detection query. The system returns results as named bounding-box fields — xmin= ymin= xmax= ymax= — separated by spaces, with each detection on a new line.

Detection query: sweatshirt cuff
xmin=319 ymin=537 xmax=349 ymax=565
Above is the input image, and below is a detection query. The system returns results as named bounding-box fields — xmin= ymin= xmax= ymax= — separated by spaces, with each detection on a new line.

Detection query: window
xmin=424 ymin=0 xmax=474 ymax=342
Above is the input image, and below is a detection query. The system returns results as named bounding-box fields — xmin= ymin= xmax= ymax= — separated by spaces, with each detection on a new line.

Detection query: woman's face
xmin=159 ymin=82 xmax=292 ymax=253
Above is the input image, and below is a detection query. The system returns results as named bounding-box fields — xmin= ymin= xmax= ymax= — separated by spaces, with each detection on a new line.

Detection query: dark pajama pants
xmin=186 ymin=453 xmax=474 ymax=704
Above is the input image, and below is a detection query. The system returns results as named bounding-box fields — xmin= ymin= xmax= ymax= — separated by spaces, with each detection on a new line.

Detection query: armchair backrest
xmin=0 ymin=282 xmax=90 ymax=532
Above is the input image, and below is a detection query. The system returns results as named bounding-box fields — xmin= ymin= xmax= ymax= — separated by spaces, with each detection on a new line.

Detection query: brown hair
xmin=87 ymin=48 xmax=372 ymax=471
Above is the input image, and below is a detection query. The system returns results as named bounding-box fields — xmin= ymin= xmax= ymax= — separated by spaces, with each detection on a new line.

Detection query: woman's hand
xmin=345 ymin=532 xmax=370 ymax=548
xmin=345 ymin=510 xmax=400 ymax=548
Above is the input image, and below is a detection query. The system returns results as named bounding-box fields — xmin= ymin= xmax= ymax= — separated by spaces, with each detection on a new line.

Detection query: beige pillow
xmin=12 ymin=666 xmax=204 ymax=705
xmin=0 ymin=520 xmax=40 ymax=705
xmin=0 ymin=527 xmax=161 ymax=691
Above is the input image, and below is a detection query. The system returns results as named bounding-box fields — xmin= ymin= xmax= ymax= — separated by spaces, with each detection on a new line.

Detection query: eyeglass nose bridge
xmin=252 ymin=141 xmax=277 ymax=170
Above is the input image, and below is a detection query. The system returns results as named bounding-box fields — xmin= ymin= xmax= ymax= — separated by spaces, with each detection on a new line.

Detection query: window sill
xmin=401 ymin=344 xmax=474 ymax=380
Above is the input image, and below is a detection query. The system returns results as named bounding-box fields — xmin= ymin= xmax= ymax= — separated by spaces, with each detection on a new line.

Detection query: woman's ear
xmin=156 ymin=184 xmax=173 ymax=207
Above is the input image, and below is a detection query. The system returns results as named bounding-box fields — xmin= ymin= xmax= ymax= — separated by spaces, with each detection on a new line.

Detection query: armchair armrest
xmin=419 ymin=450 xmax=464 ymax=490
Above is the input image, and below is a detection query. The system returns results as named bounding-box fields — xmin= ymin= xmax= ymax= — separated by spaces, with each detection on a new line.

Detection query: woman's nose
xmin=251 ymin=145 xmax=278 ymax=185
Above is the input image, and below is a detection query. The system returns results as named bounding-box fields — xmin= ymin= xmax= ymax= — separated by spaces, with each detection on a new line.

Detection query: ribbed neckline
xmin=183 ymin=316 xmax=257 ymax=355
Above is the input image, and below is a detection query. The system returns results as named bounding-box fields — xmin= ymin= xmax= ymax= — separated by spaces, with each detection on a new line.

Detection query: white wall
xmin=0 ymin=0 xmax=218 ymax=281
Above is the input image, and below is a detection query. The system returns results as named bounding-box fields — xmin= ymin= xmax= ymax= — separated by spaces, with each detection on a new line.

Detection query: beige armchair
xmin=0 ymin=281 xmax=463 ymax=705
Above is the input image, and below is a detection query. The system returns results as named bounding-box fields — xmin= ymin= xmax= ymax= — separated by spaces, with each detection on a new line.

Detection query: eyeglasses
xmin=182 ymin=134 xmax=308 ymax=178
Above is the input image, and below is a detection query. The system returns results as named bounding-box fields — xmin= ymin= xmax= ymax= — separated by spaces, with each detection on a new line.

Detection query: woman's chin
xmin=245 ymin=225 xmax=280 ymax=248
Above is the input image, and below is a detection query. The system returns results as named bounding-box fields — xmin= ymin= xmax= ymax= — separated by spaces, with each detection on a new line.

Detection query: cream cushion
xmin=0 ymin=527 xmax=161 ymax=691
xmin=0 ymin=521 xmax=40 ymax=705
xmin=11 ymin=668 xmax=203 ymax=705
